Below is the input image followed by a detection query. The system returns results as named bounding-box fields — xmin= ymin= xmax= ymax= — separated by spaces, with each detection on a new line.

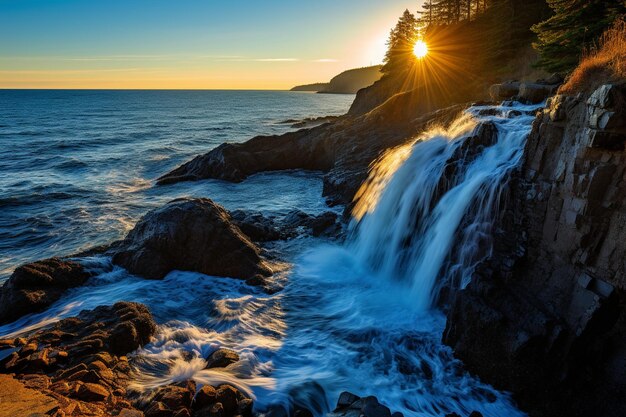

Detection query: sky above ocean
xmin=1 ymin=0 xmax=418 ymax=89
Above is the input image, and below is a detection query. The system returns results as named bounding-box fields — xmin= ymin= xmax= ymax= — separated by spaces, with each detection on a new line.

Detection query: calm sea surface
xmin=0 ymin=90 xmax=354 ymax=279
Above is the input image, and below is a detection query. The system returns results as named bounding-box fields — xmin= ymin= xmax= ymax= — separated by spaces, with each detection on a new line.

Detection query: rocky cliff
xmin=444 ymin=83 xmax=626 ymax=417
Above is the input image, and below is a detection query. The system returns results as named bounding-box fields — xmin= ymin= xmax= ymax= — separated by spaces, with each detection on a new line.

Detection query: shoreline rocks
xmin=0 ymin=257 xmax=93 ymax=325
xmin=156 ymin=84 xmax=468 ymax=211
xmin=112 ymin=198 xmax=273 ymax=283
xmin=0 ymin=302 xmax=157 ymax=417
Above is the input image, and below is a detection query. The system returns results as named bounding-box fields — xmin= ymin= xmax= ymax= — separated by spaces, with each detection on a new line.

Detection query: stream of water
xmin=0 ymin=92 xmax=540 ymax=416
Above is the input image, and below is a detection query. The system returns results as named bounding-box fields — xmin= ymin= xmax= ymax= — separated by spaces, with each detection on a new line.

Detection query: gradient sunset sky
xmin=1 ymin=0 xmax=417 ymax=89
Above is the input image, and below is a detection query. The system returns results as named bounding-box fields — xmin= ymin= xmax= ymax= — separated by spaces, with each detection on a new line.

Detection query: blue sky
xmin=0 ymin=0 xmax=419 ymax=88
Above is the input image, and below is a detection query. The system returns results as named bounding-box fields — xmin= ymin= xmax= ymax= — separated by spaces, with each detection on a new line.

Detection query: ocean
xmin=0 ymin=90 xmax=530 ymax=417
xmin=0 ymin=90 xmax=353 ymax=279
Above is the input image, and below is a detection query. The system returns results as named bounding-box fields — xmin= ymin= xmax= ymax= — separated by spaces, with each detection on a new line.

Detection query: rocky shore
xmin=1 ymin=57 xmax=624 ymax=417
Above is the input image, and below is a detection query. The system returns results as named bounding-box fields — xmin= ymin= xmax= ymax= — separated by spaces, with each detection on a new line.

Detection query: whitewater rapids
xmin=0 ymin=102 xmax=541 ymax=417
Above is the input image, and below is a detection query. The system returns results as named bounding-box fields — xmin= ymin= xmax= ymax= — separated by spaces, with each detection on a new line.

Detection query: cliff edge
xmin=444 ymin=83 xmax=626 ymax=417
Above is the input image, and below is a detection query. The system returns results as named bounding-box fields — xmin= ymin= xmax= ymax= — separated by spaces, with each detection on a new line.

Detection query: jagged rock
xmin=112 ymin=198 xmax=272 ymax=281
xmin=0 ymin=257 xmax=92 ymax=324
xmin=230 ymin=210 xmax=282 ymax=242
xmin=0 ymin=302 xmax=157 ymax=417
xmin=205 ymin=348 xmax=239 ymax=369
xmin=444 ymin=83 xmax=626 ymax=417
xmin=144 ymin=380 xmax=196 ymax=417
xmin=75 ymin=382 xmax=110 ymax=401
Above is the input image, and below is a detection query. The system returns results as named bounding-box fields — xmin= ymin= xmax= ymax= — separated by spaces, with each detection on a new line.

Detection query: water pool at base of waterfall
xmin=0 ymin=97 xmax=542 ymax=417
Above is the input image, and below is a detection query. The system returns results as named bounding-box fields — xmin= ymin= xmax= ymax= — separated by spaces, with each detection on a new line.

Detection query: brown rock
xmin=0 ymin=374 xmax=59 ymax=417
xmin=75 ymin=382 xmax=109 ymax=402
xmin=119 ymin=409 xmax=145 ymax=417
xmin=145 ymin=401 xmax=172 ymax=417
xmin=205 ymin=348 xmax=240 ymax=369
xmin=215 ymin=385 xmax=240 ymax=416
xmin=193 ymin=385 xmax=218 ymax=410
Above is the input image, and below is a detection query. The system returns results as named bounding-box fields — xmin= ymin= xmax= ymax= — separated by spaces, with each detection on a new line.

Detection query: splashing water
xmin=0 ymin=102 xmax=541 ymax=417
xmin=351 ymin=103 xmax=541 ymax=307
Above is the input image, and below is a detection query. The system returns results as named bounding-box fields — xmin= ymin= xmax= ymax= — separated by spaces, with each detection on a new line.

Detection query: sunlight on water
xmin=0 ymin=100 xmax=542 ymax=417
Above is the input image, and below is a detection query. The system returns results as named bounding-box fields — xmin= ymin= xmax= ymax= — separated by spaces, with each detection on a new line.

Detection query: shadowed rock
xmin=112 ymin=198 xmax=272 ymax=282
xmin=444 ymin=83 xmax=626 ymax=417
xmin=0 ymin=257 xmax=92 ymax=324
xmin=156 ymin=87 xmax=468 ymax=211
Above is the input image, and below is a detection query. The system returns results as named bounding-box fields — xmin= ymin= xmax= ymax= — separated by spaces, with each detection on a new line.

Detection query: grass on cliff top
xmin=560 ymin=18 xmax=626 ymax=95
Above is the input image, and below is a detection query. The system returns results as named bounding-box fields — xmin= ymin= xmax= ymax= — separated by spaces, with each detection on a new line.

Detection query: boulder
xmin=518 ymin=82 xmax=558 ymax=103
xmin=488 ymin=82 xmax=520 ymax=101
xmin=230 ymin=210 xmax=282 ymax=242
xmin=329 ymin=392 xmax=400 ymax=417
xmin=0 ymin=258 xmax=92 ymax=324
xmin=112 ymin=198 xmax=272 ymax=281
xmin=204 ymin=348 xmax=239 ymax=369
xmin=193 ymin=385 xmax=218 ymax=410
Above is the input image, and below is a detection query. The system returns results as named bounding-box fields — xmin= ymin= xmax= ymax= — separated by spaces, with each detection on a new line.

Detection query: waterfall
xmin=349 ymin=102 xmax=541 ymax=310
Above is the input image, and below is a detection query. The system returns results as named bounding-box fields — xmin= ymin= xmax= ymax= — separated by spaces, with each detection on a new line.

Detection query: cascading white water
xmin=350 ymin=102 xmax=542 ymax=309
xmin=0 ymin=102 xmax=542 ymax=417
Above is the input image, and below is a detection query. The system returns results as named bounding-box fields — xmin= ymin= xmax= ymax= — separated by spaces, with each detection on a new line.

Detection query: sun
xmin=413 ymin=40 xmax=428 ymax=59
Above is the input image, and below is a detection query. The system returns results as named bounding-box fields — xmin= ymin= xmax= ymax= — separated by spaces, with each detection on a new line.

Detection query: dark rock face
xmin=444 ymin=84 xmax=626 ymax=417
xmin=0 ymin=257 xmax=92 ymax=324
xmin=112 ymin=198 xmax=272 ymax=282
xmin=230 ymin=209 xmax=342 ymax=241
xmin=0 ymin=302 xmax=157 ymax=417
xmin=329 ymin=392 xmax=402 ymax=417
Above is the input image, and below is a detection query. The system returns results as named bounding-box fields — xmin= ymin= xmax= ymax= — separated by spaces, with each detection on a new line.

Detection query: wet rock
xmin=0 ymin=302 xmax=156 ymax=417
xmin=193 ymin=385 xmax=218 ymax=410
xmin=205 ymin=348 xmax=240 ymax=369
xmin=444 ymin=83 xmax=626 ymax=417
xmin=0 ymin=257 xmax=92 ymax=324
xmin=230 ymin=210 xmax=282 ymax=242
xmin=232 ymin=209 xmax=341 ymax=241
xmin=330 ymin=392 xmax=399 ymax=417
xmin=283 ymin=210 xmax=340 ymax=237
xmin=112 ymin=198 xmax=272 ymax=281
xmin=147 ymin=380 xmax=196 ymax=416
xmin=215 ymin=384 xmax=240 ymax=416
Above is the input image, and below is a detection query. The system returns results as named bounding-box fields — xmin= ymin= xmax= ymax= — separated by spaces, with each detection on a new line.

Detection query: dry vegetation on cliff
xmin=560 ymin=19 xmax=626 ymax=94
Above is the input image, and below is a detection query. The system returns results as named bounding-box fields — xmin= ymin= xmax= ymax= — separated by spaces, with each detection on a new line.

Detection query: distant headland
xmin=290 ymin=65 xmax=382 ymax=94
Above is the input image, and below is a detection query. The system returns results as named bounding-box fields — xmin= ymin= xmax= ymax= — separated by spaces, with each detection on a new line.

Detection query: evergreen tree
xmin=382 ymin=10 xmax=419 ymax=75
xmin=532 ymin=0 xmax=626 ymax=73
